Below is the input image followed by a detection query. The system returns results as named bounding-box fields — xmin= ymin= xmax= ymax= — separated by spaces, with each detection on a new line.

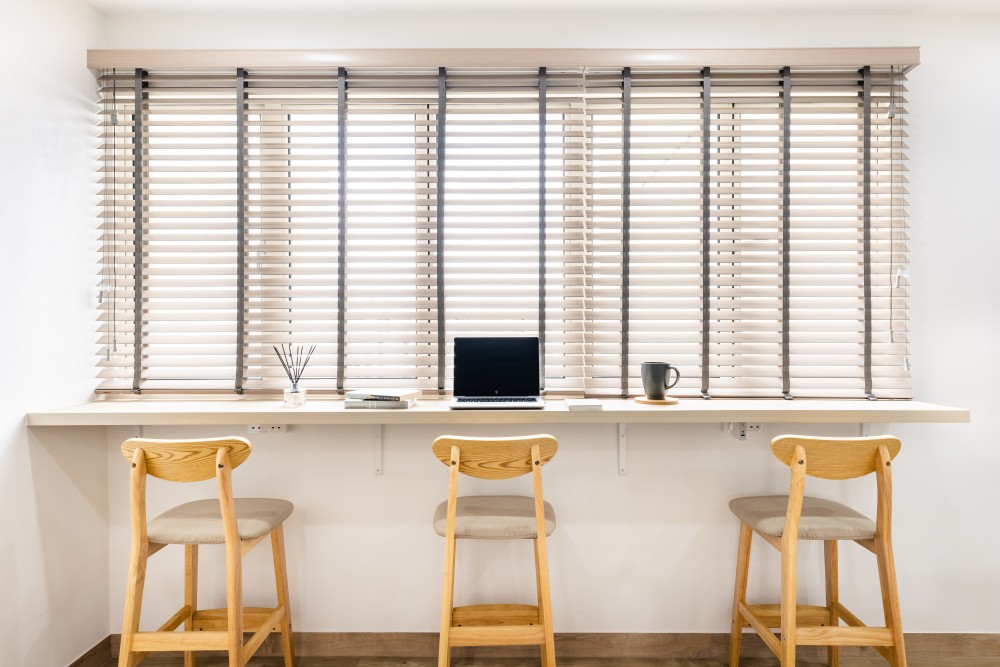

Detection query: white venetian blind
xmin=546 ymin=69 xmax=626 ymax=395
xmin=543 ymin=70 xmax=591 ymax=393
xmin=343 ymin=69 xmax=440 ymax=390
xmin=242 ymin=71 xmax=341 ymax=391
xmin=706 ymin=69 xmax=785 ymax=398
xmin=627 ymin=69 xmax=705 ymax=396
xmin=443 ymin=69 xmax=541 ymax=387
xmin=96 ymin=62 xmax=911 ymax=399
xmin=98 ymin=70 xmax=138 ymax=391
xmin=141 ymin=71 xmax=239 ymax=391
xmin=788 ymin=69 xmax=910 ymax=398
xmin=871 ymin=69 xmax=910 ymax=398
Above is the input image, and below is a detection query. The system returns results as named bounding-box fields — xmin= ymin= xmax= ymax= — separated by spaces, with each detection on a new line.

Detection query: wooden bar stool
xmin=728 ymin=435 xmax=907 ymax=667
xmin=432 ymin=434 xmax=558 ymax=667
xmin=118 ymin=437 xmax=295 ymax=667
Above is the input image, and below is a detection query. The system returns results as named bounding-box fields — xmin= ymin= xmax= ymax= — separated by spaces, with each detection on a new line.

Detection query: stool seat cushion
xmin=433 ymin=495 xmax=556 ymax=539
xmin=729 ymin=494 xmax=875 ymax=541
xmin=148 ymin=498 xmax=294 ymax=545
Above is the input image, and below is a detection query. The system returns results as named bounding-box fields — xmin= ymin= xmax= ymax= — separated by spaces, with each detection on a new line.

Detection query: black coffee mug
xmin=640 ymin=362 xmax=681 ymax=400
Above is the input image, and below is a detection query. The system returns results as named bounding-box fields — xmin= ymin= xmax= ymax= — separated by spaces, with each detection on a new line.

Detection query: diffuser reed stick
xmin=273 ymin=343 xmax=316 ymax=391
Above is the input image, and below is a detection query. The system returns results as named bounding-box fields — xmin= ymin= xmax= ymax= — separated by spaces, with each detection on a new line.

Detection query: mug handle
xmin=665 ymin=366 xmax=681 ymax=390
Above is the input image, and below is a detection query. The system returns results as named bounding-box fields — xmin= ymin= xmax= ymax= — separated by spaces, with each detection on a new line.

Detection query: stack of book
xmin=344 ymin=388 xmax=420 ymax=409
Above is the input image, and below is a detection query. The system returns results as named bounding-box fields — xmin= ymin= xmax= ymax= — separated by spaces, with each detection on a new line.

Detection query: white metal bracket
xmin=724 ymin=422 xmax=761 ymax=441
xmin=372 ymin=425 xmax=383 ymax=476
xmin=618 ymin=423 xmax=627 ymax=476
xmin=859 ymin=422 xmax=871 ymax=437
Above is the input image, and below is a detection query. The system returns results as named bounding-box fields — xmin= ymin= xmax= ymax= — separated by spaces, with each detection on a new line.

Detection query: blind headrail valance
xmin=87 ymin=47 xmax=920 ymax=71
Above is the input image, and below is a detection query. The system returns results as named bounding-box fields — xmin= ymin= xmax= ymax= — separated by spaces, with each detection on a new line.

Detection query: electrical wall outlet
xmin=247 ymin=424 xmax=287 ymax=434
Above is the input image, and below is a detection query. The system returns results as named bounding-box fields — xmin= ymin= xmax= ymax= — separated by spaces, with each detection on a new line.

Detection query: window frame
xmin=95 ymin=52 xmax=914 ymax=399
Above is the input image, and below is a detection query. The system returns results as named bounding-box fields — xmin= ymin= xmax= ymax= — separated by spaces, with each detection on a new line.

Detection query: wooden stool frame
xmin=729 ymin=435 xmax=907 ymax=667
xmin=432 ymin=434 xmax=558 ymax=667
xmin=118 ymin=437 xmax=295 ymax=667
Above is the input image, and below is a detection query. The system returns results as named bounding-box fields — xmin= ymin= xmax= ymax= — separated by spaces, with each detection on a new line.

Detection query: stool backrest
xmin=121 ymin=437 xmax=253 ymax=482
xmin=432 ymin=434 xmax=557 ymax=479
xmin=121 ymin=437 xmax=252 ymax=559
xmin=771 ymin=435 xmax=901 ymax=480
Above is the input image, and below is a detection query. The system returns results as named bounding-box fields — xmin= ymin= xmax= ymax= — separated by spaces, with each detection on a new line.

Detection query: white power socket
xmin=247 ymin=424 xmax=287 ymax=434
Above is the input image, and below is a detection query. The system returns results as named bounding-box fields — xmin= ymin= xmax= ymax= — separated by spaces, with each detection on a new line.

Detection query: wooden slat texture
xmin=432 ymin=434 xmax=557 ymax=479
xmin=130 ymin=631 xmax=230 ymax=651
xmin=448 ymin=625 xmax=546 ymax=647
xmin=452 ymin=605 xmax=540 ymax=627
xmin=192 ymin=607 xmax=280 ymax=632
xmin=795 ymin=626 xmax=894 ymax=646
xmin=771 ymin=434 xmax=901 ymax=479
xmin=744 ymin=603 xmax=832 ymax=628
xmin=120 ymin=437 xmax=252 ymax=481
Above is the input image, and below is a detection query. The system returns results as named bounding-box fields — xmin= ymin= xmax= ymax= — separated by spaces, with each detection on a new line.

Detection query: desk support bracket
xmin=859 ymin=422 xmax=870 ymax=437
xmin=372 ymin=425 xmax=383 ymax=476
xmin=618 ymin=423 xmax=627 ymax=476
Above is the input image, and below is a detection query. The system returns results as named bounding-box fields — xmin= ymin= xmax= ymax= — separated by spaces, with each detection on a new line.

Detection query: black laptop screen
xmin=453 ymin=337 xmax=540 ymax=397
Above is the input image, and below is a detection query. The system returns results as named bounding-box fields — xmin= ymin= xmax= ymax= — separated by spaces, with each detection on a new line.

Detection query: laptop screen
xmin=453 ymin=337 xmax=540 ymax=397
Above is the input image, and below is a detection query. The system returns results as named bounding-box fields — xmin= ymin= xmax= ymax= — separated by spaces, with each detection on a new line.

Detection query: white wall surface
xmin=0 ymin=1 xmax=108 ymax=665
xmin=20 ymin=6 xmax=997 ymax=658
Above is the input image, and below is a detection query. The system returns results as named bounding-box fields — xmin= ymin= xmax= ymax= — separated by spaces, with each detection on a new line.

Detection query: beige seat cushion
xmin=433 ymin=495 xmax=556 ymax=539
xmin=729 ymin=495 xmax=876 ymax=541
xmin=148 ymin=498 xmax=294 ymax=545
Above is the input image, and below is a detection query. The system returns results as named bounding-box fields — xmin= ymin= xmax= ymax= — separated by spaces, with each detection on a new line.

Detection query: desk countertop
xmin=25 ymin=398 xmax=970 ymax=427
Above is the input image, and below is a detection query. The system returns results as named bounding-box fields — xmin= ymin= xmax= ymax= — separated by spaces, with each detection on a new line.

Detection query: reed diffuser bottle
xmin=274 ymin=343 xmax=316 ymax=407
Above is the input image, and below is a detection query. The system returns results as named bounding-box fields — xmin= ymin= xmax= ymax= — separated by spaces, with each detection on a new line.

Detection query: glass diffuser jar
xmin=283 ymin=382 xmax=307 ymax=408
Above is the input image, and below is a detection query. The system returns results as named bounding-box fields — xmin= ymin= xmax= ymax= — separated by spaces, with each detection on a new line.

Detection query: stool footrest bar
xmin=448 ymin=623 xmax=546 ymax=646
xmin=452 ymin=603 xmax=540 ymax=627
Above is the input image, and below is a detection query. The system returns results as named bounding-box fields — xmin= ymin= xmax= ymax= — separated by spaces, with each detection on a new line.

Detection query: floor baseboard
xmin=77 ymin=631 xmax=1000 ymax=665
xmin=68 ymin=636 xmax=111 ymax=667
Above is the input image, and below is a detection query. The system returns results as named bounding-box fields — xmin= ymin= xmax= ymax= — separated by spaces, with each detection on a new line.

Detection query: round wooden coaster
xmin=634 ymin=396 xmax=679 ymax=405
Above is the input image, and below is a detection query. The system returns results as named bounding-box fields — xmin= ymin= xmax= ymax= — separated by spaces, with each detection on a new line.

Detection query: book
xmin=565 ymin=398 xmax=604 ymax=411
xmin=345 ymin=388 xmax=421 ymax=402
xmin=344 ymin=398 xmax=417 ymax=410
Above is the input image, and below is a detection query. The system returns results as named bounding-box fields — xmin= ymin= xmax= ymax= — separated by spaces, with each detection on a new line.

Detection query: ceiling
xmin=86 ymin=0 xmax=1000 ymax=15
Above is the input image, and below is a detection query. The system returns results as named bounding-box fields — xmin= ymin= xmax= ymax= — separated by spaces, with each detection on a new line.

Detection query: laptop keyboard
xmin=456 ymin=396 xmax=539 ymax=403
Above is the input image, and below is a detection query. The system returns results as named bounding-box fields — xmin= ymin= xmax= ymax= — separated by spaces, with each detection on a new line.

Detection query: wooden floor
xmin=98 ymin=658 xmax=997 ymax=666
xmin=96 ymin=633 xmax=1000 ymax=666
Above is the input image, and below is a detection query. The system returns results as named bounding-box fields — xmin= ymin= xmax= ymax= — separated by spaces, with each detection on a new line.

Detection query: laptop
xmin=449 ymin=336 xmax=546 ymax=409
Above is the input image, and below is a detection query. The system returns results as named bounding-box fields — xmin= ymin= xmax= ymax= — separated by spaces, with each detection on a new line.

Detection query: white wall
xmin=82 ymin=5 xmax=1000 ymax=645
xmin=0 ymin=1 xmax=109 ymax=665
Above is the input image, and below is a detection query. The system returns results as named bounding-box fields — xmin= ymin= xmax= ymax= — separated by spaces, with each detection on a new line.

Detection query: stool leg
xmin=534 ymin=536 xmax=556 ymax=667
xmin=118 ymin=542 xmax=148 ymax=667
xmin=438 ymin=534 xmax=457 ymax=667
xmin=534 ymin=537 xmax=546 ymax=667
xmin=225 ymin=542 xmax=244 ymax=667
xmin=780 ymin=534 xmax=797 ymax=667
xmin=184 ymin=544 xmax=199 ymax=667
xmin=271 ymin=525 xmax=296 ymax=667
xmin=875 ymin=536 xmax=907 ymax=667
xmin=729 ymin=522 xmax=752 ymax=667
xmin=824 ymin=540 xmax=839 ymax=667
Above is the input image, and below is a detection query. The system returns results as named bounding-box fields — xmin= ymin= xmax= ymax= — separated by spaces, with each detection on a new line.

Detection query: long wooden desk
xmin=26 ymin=398 xmax=970 ymax=427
